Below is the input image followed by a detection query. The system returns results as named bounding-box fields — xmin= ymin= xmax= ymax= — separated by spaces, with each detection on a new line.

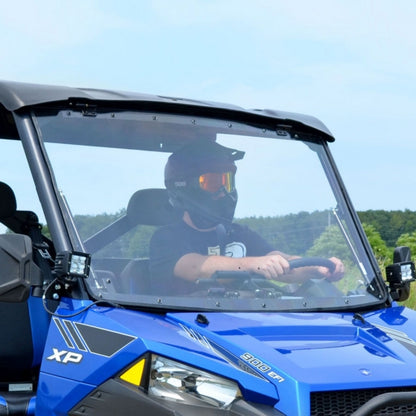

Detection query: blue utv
xmin=0 ymin=80 xmax=415 ymax=416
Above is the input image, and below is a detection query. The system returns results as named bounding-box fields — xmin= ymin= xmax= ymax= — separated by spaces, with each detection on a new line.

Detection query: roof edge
xmin=0 ymin=80 xmax=334 ymax=141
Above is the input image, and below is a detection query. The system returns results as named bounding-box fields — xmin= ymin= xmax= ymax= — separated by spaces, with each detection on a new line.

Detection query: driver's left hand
xmin=317 ymin=257 xmax=345 ymax=282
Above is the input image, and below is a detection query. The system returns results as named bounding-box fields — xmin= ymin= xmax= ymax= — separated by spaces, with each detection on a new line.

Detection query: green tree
xmin=307 ymin=225 xmax=361 ymax=292
xmin=358 ymin=209 xmax=416 ymax=247
xmin=307 ymin=225 xmax=351 ymax=260
xmin=362 ymin=223 xmax=391 ymax=266
xmin=396 ymin=232 xmax=416 ymax=261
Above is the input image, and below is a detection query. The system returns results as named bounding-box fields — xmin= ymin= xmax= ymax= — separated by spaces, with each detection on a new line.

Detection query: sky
xmin=1 ymin=0 xmax=416 ymax=211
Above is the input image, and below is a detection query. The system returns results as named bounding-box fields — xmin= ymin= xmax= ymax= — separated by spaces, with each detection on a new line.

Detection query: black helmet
xmin=165 ymin=140 xmax=245 ymax=228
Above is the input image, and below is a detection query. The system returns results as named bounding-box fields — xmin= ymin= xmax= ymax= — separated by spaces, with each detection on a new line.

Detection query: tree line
xmin=72 ymin=209 xmax=416 ymax=265
xmin=71 ymin=209 xmax=416 ymax=308
xmin=357 ymin=210 xmax=416 ymax=268
xmin=357 ymin=209 xmax=416 ymax=248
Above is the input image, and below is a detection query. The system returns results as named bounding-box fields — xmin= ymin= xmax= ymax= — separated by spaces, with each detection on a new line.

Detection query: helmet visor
xmin=198 ymin=172 xmax=235 ymax=193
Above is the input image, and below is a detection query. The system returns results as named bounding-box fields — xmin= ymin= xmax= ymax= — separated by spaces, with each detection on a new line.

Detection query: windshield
xmin=34 ymin=108 xmax=383 ymax=311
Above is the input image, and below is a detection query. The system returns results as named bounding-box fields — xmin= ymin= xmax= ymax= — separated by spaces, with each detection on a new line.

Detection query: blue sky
xmin=1 ymin=0 xmax=416 ymax=211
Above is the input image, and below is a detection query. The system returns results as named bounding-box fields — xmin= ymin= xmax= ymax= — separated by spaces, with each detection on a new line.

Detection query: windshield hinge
xmin=276 ymin=124 xmax=292 ymax=137
xmin=72 ymin=102 xmax=97 ymax=117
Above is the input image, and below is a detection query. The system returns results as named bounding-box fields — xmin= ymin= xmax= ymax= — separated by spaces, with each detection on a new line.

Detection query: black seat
xmin=0 ymin=182 xmax=49 ymax=415
xmin=0 ymin=182 xmax=33 ymax=376
xmin=126 ymin=188 xmax=180 ymax=226
xmin=0 ymin=181 xmax=17 ymax=219
xmin=119 ymin=189 xmax=180 ymax=294
xmin=84 ymin=188 xmax=180 ymax=254
xmin=82 ymin=189 xmax=180 ymax=294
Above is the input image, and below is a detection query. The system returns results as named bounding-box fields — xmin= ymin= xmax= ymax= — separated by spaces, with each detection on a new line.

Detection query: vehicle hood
xmin=43 ymin=303 xmax=416 ymax=415
xmin=167 ymin=306 xmax=416 ymax=390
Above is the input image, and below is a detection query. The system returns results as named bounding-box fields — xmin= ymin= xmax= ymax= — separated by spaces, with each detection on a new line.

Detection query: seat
xmin=84 ymin=188 xmax=180 ymax=254
xmin=119 ymin=189 xmax=180 ymax=294
xmin=119 ymin=259 xmax=151 ymax=293
xmin=126 ymin=188 xmax=180 ymax=226
xmin=82 ymin=189 xmax=180 ymax=294
xmin=0 ymin=182 xmax=50 ymax=415
xmin=0 ymin=181 xmax=16 ymax=219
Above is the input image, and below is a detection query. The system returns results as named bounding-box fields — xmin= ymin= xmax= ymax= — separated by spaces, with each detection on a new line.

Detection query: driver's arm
xmin=174 ymin=252 xmax=293 ymax=282
xmin=174 ymin=252 xmax=344 ymax=283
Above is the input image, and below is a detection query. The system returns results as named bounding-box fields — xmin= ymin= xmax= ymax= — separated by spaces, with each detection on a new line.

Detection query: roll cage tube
xmin=12 ymin=111 xmax=91 ymax=299
xmin=13 ymin=112 xmax=72 ymax=253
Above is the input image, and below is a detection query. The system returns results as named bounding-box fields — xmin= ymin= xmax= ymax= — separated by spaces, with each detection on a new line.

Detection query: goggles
xmin=198 ymin=172 xmax=235 ymax=193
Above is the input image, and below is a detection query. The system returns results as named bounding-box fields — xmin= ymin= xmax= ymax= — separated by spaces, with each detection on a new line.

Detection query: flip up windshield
xmin=33 ymin=107 xmax=384 ymax=311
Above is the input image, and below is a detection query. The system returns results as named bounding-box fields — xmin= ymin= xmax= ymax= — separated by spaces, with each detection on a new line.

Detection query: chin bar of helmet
xmin=168 ymin=187 xmax=236 ymax=231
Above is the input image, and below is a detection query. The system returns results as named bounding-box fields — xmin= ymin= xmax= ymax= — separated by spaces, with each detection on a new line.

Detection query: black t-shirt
xmin=149 ymin=221 xmax=273 ymax=294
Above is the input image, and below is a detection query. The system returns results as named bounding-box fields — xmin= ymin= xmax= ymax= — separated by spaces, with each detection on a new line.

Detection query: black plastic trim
xmin=69 ymin=378 xmax=285 ymax=416
xmin=0 ymin=392 xmax=33 ymax=416
xmin=351 ymin=391 xmax=416 ymax=416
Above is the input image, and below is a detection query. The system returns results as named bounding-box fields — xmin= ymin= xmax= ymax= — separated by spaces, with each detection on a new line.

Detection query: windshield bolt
xmin=152 ymin=116 xmax=157 ymax=120
xmin=106 ymin=278 xmax=111 ymax=284
xmin=262 ymin=303 xmax=266 ymax=308
xmin=216 ymin=301 xmax=221 ymax=307
xmin=157 ymin=298 xmax=162 ymax=304
xmin=111 ymin=113 xmax=115 ymax=118
xmin=227 ymin=123 xmax=232 ymax=128
xmin=344 ymin=299 xmax=350 ymax=304
xmin=302 ymin=301 xmax=307 ymax=307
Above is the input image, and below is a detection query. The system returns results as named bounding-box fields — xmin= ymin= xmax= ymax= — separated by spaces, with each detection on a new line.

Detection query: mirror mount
xmin=386 ymin=246 xmax=416 ymax=302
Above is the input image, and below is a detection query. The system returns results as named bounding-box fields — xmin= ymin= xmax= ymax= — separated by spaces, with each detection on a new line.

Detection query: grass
xmin=402 ymin=284 xmax=416 ymax=309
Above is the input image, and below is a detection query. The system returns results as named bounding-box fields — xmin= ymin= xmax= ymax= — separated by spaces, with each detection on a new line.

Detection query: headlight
xmin=120 ymin=354 xmax=241 ymax=409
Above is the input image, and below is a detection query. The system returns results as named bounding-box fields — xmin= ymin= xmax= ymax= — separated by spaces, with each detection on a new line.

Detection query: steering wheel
xmin=289 ymin=257 xmax=336 ymax=273
xmin=289 ymin=257 xmax=344 ymax=297
xmin=204 ymin=257 xmax=337 ymax=283
xmin=197 ymin=256 xmax=340 ymax=297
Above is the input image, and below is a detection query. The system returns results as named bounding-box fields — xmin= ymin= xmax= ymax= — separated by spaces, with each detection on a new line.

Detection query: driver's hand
xmin=317 ymin=257 xmax=345 ymax=281
xmin=255 ymin=254 xmax=290 ymax=280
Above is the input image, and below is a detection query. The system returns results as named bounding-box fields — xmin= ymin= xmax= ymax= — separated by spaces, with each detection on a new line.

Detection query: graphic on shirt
xmin=207 ymin=242 xmax=247 ymax=258
xmin=208 ymin=245 xmax=221 ymax=256
xmin=225 ymin=242 xmax=246 ymax=257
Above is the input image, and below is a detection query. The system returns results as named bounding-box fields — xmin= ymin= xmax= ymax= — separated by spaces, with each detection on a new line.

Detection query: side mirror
xmin=0 ymin=234 xmax=41 ymax=302
xmin=386 ymin=246 xmax=416 ymax=302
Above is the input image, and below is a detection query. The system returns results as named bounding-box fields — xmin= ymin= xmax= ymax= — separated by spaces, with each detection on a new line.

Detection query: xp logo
xmin=47 ymin=348 xmax=83 ymax=365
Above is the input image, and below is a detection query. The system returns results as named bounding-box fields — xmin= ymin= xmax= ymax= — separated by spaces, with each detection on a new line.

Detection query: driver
xmin=149 ymin=140 xmax=344 ymax=294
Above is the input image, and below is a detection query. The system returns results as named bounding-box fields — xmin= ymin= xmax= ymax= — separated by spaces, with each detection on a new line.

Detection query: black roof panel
xmin=0 ymin=80 xmax=334 ymax=141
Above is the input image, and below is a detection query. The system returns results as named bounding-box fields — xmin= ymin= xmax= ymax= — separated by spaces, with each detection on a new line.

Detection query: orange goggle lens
xmin=199 ymin=172 xmax=234 ymax=193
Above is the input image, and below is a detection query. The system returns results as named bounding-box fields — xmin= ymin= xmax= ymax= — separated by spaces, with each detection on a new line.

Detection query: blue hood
xmin=42 ymin=302 xmax=416 ymax=415
xmin=166 ymin=306 xmax=416 ymax=413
